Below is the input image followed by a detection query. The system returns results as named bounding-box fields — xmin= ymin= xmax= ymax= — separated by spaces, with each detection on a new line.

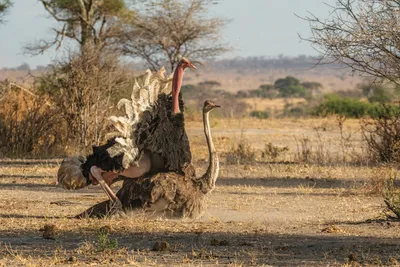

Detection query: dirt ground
xmin=1 ymin=118 xmax=400 ymax=266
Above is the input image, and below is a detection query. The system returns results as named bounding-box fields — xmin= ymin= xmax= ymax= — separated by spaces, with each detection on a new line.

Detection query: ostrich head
xmin=57 ymin=157 xmax=87 ymax=190
xmin=179 ymin=57 xmax=196 ymax=70
xmin=203 ymin=100 xmax=221 ymax=113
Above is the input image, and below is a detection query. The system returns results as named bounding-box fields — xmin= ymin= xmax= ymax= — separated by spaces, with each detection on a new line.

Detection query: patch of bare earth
xmin=0 ymin=119 xmax=399 ymax=266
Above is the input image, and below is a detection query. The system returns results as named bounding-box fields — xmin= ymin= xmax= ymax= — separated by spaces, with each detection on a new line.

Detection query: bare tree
xmin=123 ymin=0 xmax=229 ymax=72
xmin=302 ymin=0 xmax=400 ymax=85
xmin=26 ymin=0 xmax=135 ymax=54
xmin=0 ymin=0 xmax=11 ymax=24
xmin=38 ymin=48 xmax=132 ymax=150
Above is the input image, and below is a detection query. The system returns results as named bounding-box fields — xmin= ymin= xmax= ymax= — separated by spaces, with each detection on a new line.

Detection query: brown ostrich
xmin=78 ymin=100 xmax=220 ymax=219
xmin=57 ymin=58 xmax=196 ymax=206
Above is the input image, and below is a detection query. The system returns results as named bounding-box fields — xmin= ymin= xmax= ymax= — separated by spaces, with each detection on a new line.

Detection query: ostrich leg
xmin=90 ymin=166 xmax=122 ymax=207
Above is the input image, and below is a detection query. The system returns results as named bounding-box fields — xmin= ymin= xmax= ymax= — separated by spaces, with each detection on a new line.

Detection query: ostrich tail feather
xmin=106 ymin=67 xmax=173 ymax=168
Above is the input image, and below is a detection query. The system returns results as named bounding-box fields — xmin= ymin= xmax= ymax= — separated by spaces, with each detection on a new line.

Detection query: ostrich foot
xmin=90 ymin=166 xmax=123 ymax=207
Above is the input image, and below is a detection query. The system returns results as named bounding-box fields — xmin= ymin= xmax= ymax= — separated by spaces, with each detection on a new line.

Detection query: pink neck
xmin=172 ymin=65 xmax=184 ymax=114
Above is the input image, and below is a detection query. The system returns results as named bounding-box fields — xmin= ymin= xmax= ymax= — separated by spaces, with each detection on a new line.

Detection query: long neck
xmin=172 ymin=65 xmax=184 ymax=114
xmin=200 ymin=110 xmax=219 ymax=193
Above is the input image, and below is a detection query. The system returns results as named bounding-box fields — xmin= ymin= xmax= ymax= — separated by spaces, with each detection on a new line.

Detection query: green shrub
xmin=235 ymin=77 xmax=319 ymax=99
xmin=312 ymin=94 xmax=372 ymax=118
xmin=361 ymin=83 xmax=393 ymax=103
xmin=274 ymin=77 xmax=311 ymax=98
xmin=368 ymin=86 xmax=392 ymax=103
xmin=96 ymin=227 xmax=118 ymax=252
xmin=274 ymin=76 xmax=300 ymax=89
xmin=278 ymin=85 xmax=309 ymax=98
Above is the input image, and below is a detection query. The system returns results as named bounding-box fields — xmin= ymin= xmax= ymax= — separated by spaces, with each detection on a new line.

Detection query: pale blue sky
xmin=0 ymin=0 xmax=330 ymax=68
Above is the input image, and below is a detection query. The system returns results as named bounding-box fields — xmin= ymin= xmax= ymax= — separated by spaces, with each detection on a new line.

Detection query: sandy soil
xmin=0 ymin=119 xmax=399 ymax=266
xmin=1 ymin=161 xmax=399 ymax=266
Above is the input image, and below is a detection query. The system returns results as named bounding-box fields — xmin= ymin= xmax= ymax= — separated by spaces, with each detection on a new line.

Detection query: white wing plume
xmin=107 ymin=67 xmax=172 ymax=168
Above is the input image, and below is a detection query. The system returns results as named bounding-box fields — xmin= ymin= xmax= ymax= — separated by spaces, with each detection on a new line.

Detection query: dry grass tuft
xmin=40 ymin=224 xmax=57 ymax=240
xmin=226 ymin=133 xmax=256 ymax=165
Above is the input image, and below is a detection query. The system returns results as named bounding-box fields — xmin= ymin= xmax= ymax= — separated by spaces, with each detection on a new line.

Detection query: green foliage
xmin=236 ymin=84 xmax=278 ymax=98
xmin=313 ymin=94 xmax=373 ymax=118
xmin=0 ymin=0 xmax=11 ymax=23
xmin=45 ymin=0 xmax=125 ymax=15
xmin=368 ymin=87 xmax=392 ymax=103
xmin=274 ymin=76 xmax=300 ymax=89
xmin=99 ymin=0 xmax=126 ymax=15
xmin=236 ymin=76 xmax=318 ymax=99
xmin=278 ymin=84 xmax=309 ymax=98
xmin=360 ymin=83 xmax=400 ymax=103
xmin=30 ymin=0 xmax=134 ymax=54
xmin=0 ymin=0 xmax=11 ymax=12
xmin=96 ymin=227 xmax=118 ymax=252
xmin=274 ymin=76 xmax=311 ymax=98
xmin=249 ymin=110 xmax=269 ymax=119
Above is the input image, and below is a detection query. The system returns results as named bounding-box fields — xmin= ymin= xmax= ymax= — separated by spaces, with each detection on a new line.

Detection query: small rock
xmin=153 ymin=241 xmax=170 ymax=251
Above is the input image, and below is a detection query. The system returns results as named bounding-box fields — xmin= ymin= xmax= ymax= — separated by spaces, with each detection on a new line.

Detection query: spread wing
xmin=81 ymin=67 xmax=191 ymax=176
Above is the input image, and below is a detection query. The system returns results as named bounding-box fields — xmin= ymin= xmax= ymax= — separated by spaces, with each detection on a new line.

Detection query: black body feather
xmin=134 ymin=93 xmax=192 ymax=174
xmin=81 ymin=138 xmax=124 ymax=182
xmin=80 ymin=93 xmax=191 ymax=181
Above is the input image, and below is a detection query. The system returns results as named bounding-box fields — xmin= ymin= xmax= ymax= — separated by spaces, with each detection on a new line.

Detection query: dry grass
xmin=1 ymin=117 xmax=400 ymax=266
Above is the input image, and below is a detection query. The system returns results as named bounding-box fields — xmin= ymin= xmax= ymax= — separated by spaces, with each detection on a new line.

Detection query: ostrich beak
xmin=215 ymin=104 xmax=221 ymax=108
xmin=188 ymin=63 xmax=197 ymax=69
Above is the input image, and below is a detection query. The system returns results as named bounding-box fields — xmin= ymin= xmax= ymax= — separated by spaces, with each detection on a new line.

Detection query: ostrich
xmin=78 ymin=100 xmax=220 ymax=219
xmin=57 ymin=58 xmax=196 ymax=206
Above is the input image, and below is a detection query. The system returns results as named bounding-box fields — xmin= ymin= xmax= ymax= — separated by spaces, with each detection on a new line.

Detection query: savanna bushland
xmin=2 ymin=0 xmax=400 ymax=266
